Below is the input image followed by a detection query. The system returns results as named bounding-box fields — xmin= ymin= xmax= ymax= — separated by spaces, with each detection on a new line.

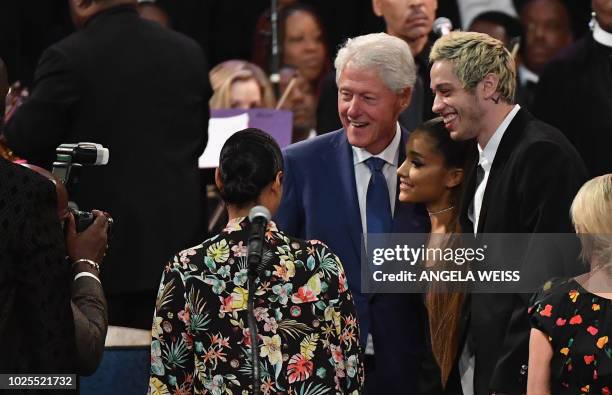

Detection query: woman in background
xmin=253 ymin=3 xmax=329 ymax=97
xmin=397 ymin=117 xmax=475 ymax=393
xmin=279 ymin=4 xmax=329 ymax=94
xmin=528 ymin=174 xmax=612 ymax=394
xmin=209 ymin=60 xmax=276 ymax=110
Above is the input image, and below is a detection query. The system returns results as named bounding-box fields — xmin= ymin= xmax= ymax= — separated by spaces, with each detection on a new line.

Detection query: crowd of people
xmin=0 ymin=0 xmax=611 ymax=394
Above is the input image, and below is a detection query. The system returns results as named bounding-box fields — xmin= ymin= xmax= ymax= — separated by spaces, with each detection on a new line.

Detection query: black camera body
xmin=52 ymin=142 xmax=113 ymax=235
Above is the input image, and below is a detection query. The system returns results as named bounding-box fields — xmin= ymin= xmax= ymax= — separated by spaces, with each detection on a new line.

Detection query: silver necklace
xmin=427 ymin=206 xmax=455 ymax=216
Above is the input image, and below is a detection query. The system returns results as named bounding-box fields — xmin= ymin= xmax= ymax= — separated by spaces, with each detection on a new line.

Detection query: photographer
xmin=37 ymin=163 xmax=110 ymax=376
xmin=0 ymin=157 xmax=109 ymax=375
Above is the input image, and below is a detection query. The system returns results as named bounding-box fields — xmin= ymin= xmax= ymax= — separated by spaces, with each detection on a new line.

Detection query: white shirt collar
xmin=353 ymin=123 xmax=402 ymax=167
xmin=478 ymin=104 xmax=521 ymax=171
xmin=593 ymin=20 xmax=612 ymax=48
xmin=518 ymin=64 xmax=539 ymax=86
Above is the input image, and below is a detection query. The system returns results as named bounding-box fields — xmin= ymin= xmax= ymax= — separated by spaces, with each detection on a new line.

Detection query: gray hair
xmin=334 ymin=33 xmax=416 ymax=93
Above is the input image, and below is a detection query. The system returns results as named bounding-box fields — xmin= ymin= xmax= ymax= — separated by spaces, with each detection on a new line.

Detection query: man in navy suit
xmin=275 ymin=32 xmax=430 ymax=394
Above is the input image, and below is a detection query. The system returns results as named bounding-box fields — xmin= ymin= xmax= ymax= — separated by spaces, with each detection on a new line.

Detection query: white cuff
xmin=73 ymin=271 xmax=101 ymax=284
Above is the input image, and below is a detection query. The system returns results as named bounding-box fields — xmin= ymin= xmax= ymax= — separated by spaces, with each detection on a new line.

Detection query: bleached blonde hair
xmin=209 ymin=60 xmax=276 ymax=109
xmin=430 ymin=31 xmax=516 ymax=103
xmin=571 ymin=174 xmax=612 ymax=267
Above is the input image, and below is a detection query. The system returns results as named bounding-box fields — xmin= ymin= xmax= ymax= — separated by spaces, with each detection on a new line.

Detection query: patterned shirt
xmin=149 ymin=217 xmax=364 ymax=394
xmin=529 ymin=279 xmax=611 ymax=395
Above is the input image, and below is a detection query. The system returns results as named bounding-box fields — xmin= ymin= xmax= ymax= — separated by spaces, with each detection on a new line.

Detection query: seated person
xmin=278 ymin=66 xmax=317 ymax=142
xmin=149 ymin=128 xmax=363 ymax=394
xmin=209 ymin=60 xmax=276 ymax=110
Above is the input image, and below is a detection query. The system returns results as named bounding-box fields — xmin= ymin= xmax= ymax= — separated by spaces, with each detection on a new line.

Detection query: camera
xmin=52 ymin=142 xmax=113 ymax=234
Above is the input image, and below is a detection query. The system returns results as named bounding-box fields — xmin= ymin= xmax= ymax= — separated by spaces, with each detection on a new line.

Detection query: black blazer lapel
xmin=477 ymin=109 xmax=529 ymax=233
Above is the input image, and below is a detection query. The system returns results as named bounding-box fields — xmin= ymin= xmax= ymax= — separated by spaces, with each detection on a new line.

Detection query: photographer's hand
xmin=66 ymin=209 xmax=109 ymax=268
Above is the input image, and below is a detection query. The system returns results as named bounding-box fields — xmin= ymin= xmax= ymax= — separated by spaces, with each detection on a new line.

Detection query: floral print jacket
xmin=149 ymin=217 xmax=364 ymax=395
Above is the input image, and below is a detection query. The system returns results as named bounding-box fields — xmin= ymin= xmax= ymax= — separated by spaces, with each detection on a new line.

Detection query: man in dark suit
xmin=533 ymin=0 xmax=612 ymax=177
xmin=276 ymin=32 xmax=430 ymax=394
xmin=4 ymin=0 xmax=211 ymax=329
xmin=430 ymin=31 xmax=587 ymax=394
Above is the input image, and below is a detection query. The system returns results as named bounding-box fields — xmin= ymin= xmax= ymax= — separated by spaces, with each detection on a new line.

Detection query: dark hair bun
xmin=219 ymin=128 xmax=283 ymax=206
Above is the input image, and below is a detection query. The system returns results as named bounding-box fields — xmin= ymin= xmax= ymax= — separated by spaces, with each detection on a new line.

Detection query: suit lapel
xmin=320 ymin=131 xmax=363 ymax=254
xmin=477 ymin=109 xmax=529 ymax=233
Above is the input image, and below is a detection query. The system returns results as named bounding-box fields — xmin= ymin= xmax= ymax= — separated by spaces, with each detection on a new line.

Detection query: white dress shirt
xmin=518 ymin=64 xmax=540 ymax=87
xmin=352 ymin=123 xmax=401 ymax=234
xmin=593 ymin=20 xmax=612 ymax=47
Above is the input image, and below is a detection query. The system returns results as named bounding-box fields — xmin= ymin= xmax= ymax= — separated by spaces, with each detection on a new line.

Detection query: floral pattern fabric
xmin=149 ymin=217 xmax=364 ymax=395
xmin=529 ymin=279 xmax=611 ymax=395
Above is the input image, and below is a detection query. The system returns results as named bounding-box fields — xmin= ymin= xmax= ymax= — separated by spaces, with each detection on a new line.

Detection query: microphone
xmin=247 ymin=205 xmax=271 ymax=279
xmin=433 ymin=17 xmax=453 ymax=37
xmin=246 ymin=205 xmax=271 ymax=395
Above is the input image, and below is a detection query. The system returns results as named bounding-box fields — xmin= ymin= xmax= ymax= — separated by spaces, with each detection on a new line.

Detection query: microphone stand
xmin=247 ymin=216 xmax=267 ymax=395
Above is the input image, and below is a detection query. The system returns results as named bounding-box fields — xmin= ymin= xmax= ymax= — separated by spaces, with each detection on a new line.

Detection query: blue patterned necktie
xmin=365 ymin=157 xmax=392 ymax=234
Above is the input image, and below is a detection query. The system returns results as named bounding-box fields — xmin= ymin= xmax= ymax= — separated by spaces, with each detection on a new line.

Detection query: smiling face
xmin=338 ymin=63 xmax=410 ymax=154
xmin=397 ymin=132 xmax=458 ymax=204
xmin=283 ymin=10 xmax=326 ymax=83
xmin=430 ymin=60 xmax=484 ymax=141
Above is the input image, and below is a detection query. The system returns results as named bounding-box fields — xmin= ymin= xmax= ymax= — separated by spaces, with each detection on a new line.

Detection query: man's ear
xmin=372 ymin=0 xmax=384 ymax=17
xmin=399 ymin=87 xmax=412 ymax=111
xmin=481 ymin=73 xmax=500 ymax=101
xmin=445 ymin=168 xmax=464 ymax=189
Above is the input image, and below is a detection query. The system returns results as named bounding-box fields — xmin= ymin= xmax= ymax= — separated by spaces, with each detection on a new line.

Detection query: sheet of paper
xmin=198 ymin=113 xmax=250 ymax=168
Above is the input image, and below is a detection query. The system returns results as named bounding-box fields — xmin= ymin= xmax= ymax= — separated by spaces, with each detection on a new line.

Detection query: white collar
xmin=478 ymin=104 xmax=521 ymax=171
xmin=593 ymin=20 xmax=612 ymax=48
xmin=353 ymin=123 xmax=402 ymax=167
xmin=518 ymin=64 xmax=539 ymax=85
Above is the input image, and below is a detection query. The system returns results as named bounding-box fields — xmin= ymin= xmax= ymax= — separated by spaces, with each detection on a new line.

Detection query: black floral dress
xmin=529 ymin=279 xmax=612 ymax=395
xmin=148 ymin=217 xmax=364 ymax=395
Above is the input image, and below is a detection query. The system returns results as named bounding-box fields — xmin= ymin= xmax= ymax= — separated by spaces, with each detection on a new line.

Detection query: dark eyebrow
xmin=432 ymin=83 xmax=453 ymax=92
xmin=408 ymin=150 xmax=423 ymax=159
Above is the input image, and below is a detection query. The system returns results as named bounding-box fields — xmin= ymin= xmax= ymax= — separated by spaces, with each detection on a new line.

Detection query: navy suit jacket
xmin=275 ymin=127 xmax=430 ymax=347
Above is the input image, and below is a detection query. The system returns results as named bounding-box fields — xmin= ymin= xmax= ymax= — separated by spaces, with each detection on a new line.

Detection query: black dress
xmin=529 ymin=279 xmax=612 ymax=394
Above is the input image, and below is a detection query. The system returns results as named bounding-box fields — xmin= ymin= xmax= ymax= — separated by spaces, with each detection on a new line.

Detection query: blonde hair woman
xmin=528 ymin=174 xmax=612 ymax=395
xmin=209 ymin=60 xmax=276 ymax=110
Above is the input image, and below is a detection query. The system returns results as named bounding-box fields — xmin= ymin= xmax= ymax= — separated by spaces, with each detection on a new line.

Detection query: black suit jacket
xmin=5 ymin=6 xmax=211 ymax=298
xmin=533 ymin=35 xmax=612 ymax=177
xmin=459 ymin=109 xmax=588 ymax=394
xmin=0 ymin=158 xmax=76 ymax=375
